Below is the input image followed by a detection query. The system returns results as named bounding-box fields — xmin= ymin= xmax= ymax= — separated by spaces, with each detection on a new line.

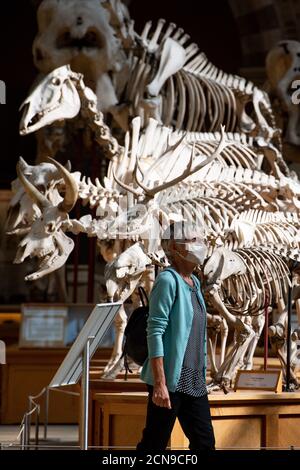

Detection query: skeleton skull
xmin=33 ymin=0 xmax=128 ymax=76
xmin=266 ymin=40 xmax=300 ymax=146
xmin=14 ymin=206 xmax=74 ymax=281
xmin=11 ymin=157 xmax=78 ymax=281
xmin=32 ymin=0 xmax=132 ymax=112
xmin=19 ymin=65 xmax=81 ymax=135
xmin=104 ymin=242 xmax=151 ymax=302
xmin=204 ymin=247 xmax=247 ymax=289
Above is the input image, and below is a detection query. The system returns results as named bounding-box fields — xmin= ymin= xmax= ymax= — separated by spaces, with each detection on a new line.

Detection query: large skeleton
xmin=8 ymin=112 xmax=300 ymax=386
xmin=22 ymin=1 xmax=285 ymax=170
xmin=16 ymin=56 xmax=288 ymax=306
xmin=18 ymin=0 xmax=289 ymax=299
xmin=8 ymin=1 xmax=300 ymax=387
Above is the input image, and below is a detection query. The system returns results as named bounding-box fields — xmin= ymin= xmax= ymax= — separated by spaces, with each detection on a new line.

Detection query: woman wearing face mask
xmin=136 ymin=222 xmax=215 ymax=452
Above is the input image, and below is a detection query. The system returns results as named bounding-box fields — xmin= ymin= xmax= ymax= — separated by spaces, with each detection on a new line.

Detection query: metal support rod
xmin=44 ymin=387 xmax=49 ymax=441
xmin=35 ymin=405 xmax=40 ymax=447
xmin=72 ymin=130 xmax=84 ymax=303
xmin=72 ymin=234 xmax=79 ymax=303
xmin=27 ymin=412 xmax=31 ymax=449
xmin=87 ymin=223 xmax=96 ymax=302
xmin=20 ymin=422 xmax=25 ymax=450
xmin=285 ymin=266 xmax=293 ymax=392
xmin=86 ymin=143 xmax=98 ymax=304
xmin=80 ymin=336 xmax=94 ymax=450
xmin=23 ymin=414 xmax=29 ymax=450
xmin=263 ymin=289 xmax=269 ymax=370
xmin=27 ymin=398 xmax=32 ymax=447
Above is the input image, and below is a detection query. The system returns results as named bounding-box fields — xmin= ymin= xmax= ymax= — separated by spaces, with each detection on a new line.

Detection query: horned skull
xmin=7 ymin=156 xmax=73 ymax=233
xmin=12 ymin=157 xmax=78 ymax=281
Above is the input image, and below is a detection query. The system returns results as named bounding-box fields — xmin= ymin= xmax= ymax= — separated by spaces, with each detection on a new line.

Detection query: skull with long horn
xmin=11 ymin=157 xmax=78 ymax=281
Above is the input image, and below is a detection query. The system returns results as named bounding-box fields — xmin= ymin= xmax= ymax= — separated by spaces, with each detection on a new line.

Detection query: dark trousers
xmin=136 ymin=386 xmax=215 ymax=452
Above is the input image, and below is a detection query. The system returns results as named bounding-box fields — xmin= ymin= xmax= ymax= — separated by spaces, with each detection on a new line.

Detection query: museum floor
xmin=0 ymin=425 xmax=78 ymax=449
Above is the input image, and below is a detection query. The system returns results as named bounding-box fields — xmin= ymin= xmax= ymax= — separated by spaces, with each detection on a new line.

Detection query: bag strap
xmin=123 ymin=354 xmax=132 ymax=381
xmin=138 ymin=285 xmax=149 ymax=307
xmin=191 ymin=273 xmax=200 ymax=289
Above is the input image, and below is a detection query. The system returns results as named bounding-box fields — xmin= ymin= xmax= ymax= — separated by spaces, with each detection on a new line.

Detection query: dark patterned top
xmin=175 ymin=286 xmax=207 ymax=397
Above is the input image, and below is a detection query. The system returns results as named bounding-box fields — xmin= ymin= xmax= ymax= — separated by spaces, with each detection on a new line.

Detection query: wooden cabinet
xmin=0 ymin=347 xmax=111 ymax=424
xmin=91 ymin=391 xmax=300 ymax=449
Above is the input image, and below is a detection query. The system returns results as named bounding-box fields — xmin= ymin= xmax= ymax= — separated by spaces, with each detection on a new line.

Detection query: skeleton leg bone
xmin=207 ymin=288 xmax=255 ymax=389
xmin=242 ymin=310 xmax=265 ymax=370
xmin=206 ymin=313 xmax=222 ymax=378
xmin=269 ymin=300 xmax=299 ymax=389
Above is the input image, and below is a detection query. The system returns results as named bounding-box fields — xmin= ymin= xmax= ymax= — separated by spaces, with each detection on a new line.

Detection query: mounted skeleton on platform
xmin=22 ymin=1 xmax=284 ymax=168
xmin=8 ymin=0 xmax=300 ymax=389
xmin=8 ymin=111 xmax=300 ymax=387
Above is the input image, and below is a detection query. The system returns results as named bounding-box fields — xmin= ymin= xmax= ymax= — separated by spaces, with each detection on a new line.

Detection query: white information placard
xmin=19 ymin=305 xmax=68 ymax=347
xmin=234 ymin=370 xmax=282 ymax=392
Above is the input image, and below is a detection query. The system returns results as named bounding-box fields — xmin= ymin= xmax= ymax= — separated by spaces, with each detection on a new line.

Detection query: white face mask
xmin=176 ymin=241 xmax=208 ymax=265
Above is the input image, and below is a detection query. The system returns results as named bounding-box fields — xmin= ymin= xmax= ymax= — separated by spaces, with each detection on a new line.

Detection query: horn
xmin=18 ymin=156 xmax=32 ymax=175
xmin=16 ymin=161 xmax=50 ymax=209
xmin=7 ymin=227 xmax=31 ymax=236
xmin=47 ymin=157 xmax=78 ymax=212
xmin=64 ymin=160 xmax=72 ymax=171
xmin=112 ymin=162 xmax=141 ymax=197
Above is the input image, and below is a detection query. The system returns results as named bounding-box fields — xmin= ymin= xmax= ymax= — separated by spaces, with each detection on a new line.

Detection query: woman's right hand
xmin=152 ymin=382 xmax=171 ymax=409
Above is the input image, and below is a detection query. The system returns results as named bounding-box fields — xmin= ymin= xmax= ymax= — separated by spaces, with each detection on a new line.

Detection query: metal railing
xmin=16 ymin=386 xmax=80 ymax=449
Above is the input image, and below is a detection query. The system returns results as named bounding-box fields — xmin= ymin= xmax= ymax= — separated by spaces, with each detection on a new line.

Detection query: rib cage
xmin=218 ymin=249 xmax=290 ymax=316
xmin=123 ymin=19 xmax=277 ymax=138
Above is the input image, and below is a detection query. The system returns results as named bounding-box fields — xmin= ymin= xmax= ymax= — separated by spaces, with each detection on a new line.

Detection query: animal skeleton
xmin=120 ymin=18 xmax=279 ymax=147
xmin=21 ymin=5 xmax=287 ymax=174
xmin=9 ymin=1 xmax=300 ymax=388
xmin=8 ymin=112 xmax=300 ymax=386
xmin=31 ymin=0 xmax=277 ymax=142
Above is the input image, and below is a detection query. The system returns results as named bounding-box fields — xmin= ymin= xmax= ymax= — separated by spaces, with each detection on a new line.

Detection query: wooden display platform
xmin=2 ymin=342 xmax=300 ymax=448
xmin=90 ymin=390 xmax=300 ymax=449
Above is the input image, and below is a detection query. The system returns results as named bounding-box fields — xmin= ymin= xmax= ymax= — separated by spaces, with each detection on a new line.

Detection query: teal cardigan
xmin=141 ymin=267 xmax=207 ymax=392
